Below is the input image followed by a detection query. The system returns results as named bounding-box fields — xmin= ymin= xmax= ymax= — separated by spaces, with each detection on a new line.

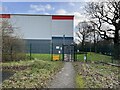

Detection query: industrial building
xmin=1 ymin=14 xmax=75 ymax=61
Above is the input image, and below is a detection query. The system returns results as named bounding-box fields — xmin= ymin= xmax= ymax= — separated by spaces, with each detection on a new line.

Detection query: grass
xmin=1 ymin=54 xmax=52 ymax=67
xmin=1 ymin=60 xmax=33 ymax=68
xmin=26 ymin=54 xmax=51 ymax=61
xmin=2 ymin=60 xmax=63 ymax=88
xmin=76 ymin=74 xmax=85 ymax=88
xmin=2 ymin=54 xmax=63 ymax=88
xmin=74 ymin=52 xmax=119 ymax=88
xmin=90 ymin=63 xmax=119 ymax=77
xmin=77 ymin=52 xmax=112 ymax=63
xmin=73 ymin=62 xmax=120 ymax=88
xmin=26 ymin=54 xmax=63 ymax=61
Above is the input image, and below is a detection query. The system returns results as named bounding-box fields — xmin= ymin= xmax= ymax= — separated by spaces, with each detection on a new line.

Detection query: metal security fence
xmin=51 ymin=37 xmax=76 ymax=61
xmin=76 ymin=42 xmax=120 ymax=64
xmin=26 ymin=43 xmax=51 ymax=60
xmin=112 ymin=44 xmax=120 ymax=63
xmin=62 ymin=44 xmax=77 ymax=62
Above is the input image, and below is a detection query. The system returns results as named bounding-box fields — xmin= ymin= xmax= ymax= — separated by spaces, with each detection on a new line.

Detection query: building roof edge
xmin=1 ymin=14 xmax=74 ymax=17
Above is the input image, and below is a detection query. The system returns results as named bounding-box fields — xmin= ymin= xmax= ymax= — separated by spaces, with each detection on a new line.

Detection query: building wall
xmin=10 ymin=15 xmax=74 ymax=39
xmin=51 ymin=16 xmax=74 ymax=54
xmin=52 ymin=37 xmax=73 ymax=54
xmin=25 ymin=39 xmax=51 ymax=54
xmin=5 ymin=14 xmax=74 ymax=54
xmin=10 ymin=15 xmax=52 ymax=39
xmin=52 ymin=16 xmax=73 ymax=37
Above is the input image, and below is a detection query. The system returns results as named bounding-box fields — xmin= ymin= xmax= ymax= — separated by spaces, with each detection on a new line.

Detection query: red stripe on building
xmin=52 ymin=16 xmax=74 ymax=20
xmin=0 ymin=14 xmax=10 ymax=18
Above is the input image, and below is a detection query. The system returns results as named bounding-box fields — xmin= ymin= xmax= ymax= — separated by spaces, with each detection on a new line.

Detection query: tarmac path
xmin=48 ymin=62 xmax=75 ymax=88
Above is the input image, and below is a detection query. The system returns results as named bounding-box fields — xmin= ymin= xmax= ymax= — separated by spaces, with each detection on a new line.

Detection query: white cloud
xmin=28 ymin=4 xmax=54 ymax=13
xmin=30 ymin=4 xmax=45 ymax=12
xmin=56 ymin=9 xmax=67 ymax=15
xmin=45 ymin=4 xmax=54 ymax=10
xmin=69 ymin=12 xmax=89 ymax=28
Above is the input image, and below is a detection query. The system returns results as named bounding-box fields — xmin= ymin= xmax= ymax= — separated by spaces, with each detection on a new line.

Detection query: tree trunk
xmin=114 ymin=26 xmax=119 ymax=44
xmin=113 ymin=25 xmax=120 ymax=61
xmin=93 ymin=30 xmax=96 ymax=52
xmin=82 ymin=35 xmax=85 ymax=52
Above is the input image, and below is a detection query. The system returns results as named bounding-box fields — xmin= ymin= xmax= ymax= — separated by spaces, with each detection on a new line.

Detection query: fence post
xmin=10 ymin=46 xmax=13 ymax=61
xmin=30 ymin=43 xmax=32 ymax=60
xmin=74 ymin=44 xmax=77 ymax=61
xmin=51 ymin=42 xmax=53 ymax=61
xmin=62 ymin=44 xmax=64 ymax=61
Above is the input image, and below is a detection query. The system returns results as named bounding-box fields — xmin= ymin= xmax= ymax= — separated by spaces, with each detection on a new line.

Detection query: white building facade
xmin=1 ymin=14 xmax=74 ymax=54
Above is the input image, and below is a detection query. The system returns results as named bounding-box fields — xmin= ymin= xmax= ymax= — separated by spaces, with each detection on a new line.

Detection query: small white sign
xmin=60 ymin=47 xmax=62 ymax=50
xmin=56 ymin=46 xmax=59 ymax=49
xmin=84 ymin=55 xmax=86 ymax=61
xmin=58 ymin=51 xmax=61 ymax=54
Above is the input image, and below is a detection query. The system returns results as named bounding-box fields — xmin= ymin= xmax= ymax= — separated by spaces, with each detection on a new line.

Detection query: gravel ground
xmin=48 ymin=62 xmax=75 ymax=88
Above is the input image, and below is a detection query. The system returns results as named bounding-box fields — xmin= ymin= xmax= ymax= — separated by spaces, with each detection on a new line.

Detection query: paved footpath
xmin=48 ymin=62 xmax=75 ymax=88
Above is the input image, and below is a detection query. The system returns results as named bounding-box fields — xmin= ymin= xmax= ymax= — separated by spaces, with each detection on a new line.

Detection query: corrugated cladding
xmin=25 ymin=39 xmax=51 ymax=54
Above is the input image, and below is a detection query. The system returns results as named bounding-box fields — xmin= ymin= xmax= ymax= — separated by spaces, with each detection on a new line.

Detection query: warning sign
xmin=53 ymin=55 xmax=60 ymax=61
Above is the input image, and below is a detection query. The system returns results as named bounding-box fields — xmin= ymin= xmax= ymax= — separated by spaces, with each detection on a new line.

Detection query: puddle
xmin=0 ymin=71 xmax=15 ymax=83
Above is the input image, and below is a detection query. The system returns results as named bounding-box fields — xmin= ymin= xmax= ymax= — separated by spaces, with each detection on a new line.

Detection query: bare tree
xmin=90 ymin=24 xmax=102 ymax=52
xmin=92 ymin=30 xmax=100 ymax=52
xmin=86 ymin=0 xmax=120 ymax=59
xmin=76 ymin=21 xmax=92 ymax=51
xmin=1 ymin=19 xmax=26 ymax=62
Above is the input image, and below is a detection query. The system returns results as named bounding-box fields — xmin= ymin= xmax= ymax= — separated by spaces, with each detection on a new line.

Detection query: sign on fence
xmin=53 ymin=55 xmax=60 ymax=61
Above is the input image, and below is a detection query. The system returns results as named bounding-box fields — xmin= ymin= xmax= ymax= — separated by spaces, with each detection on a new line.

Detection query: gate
xmin=62 ymin=44 xmax=77 ymax=62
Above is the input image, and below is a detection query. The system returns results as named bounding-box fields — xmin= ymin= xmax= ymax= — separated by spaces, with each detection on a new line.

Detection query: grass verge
xmin=30 ymin=54 xmax=51 ymax=61
xmin=2 ymin=59 xmax=63 ymax=88
xmin=77 ymin=52 xmax=112 ymax=63
xmin=76 ymin=74 xmax=85 ymax=88
xmin=26 ymin=54 xmax=63 ymax=61
xmin=73 ymin=62 xmax=119 ymax=88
